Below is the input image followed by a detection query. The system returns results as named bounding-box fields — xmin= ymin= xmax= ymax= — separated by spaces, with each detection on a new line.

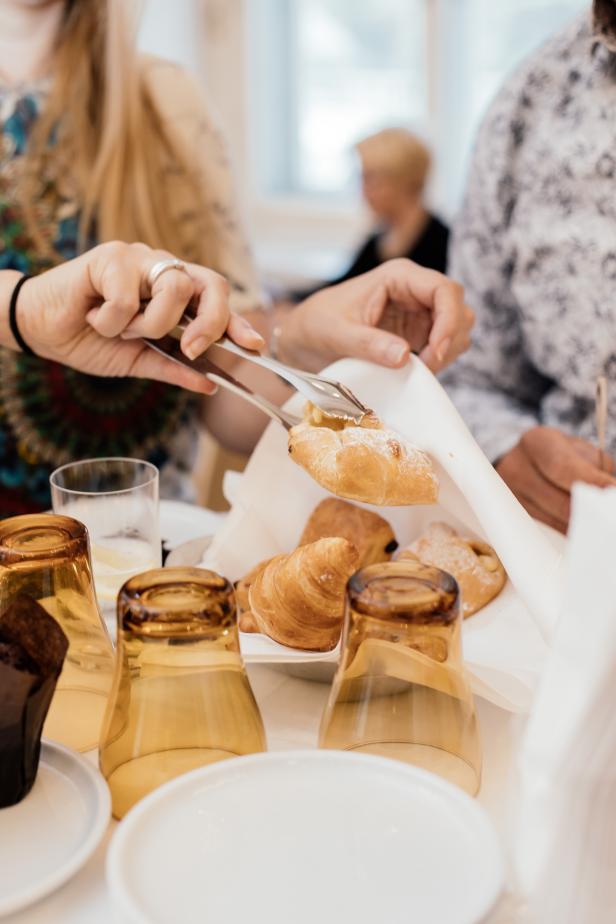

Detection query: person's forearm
xmin=240 ymin=305 xmax=296 ymax=361
xmin=201 ymin=349 xmax=293 ymax=453
xmin=0 ymin=270 xmax=26 ymax=350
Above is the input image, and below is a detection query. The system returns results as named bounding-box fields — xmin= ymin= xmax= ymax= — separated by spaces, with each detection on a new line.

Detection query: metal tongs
xmin=143 ymin=315 xmax=370 ymax=430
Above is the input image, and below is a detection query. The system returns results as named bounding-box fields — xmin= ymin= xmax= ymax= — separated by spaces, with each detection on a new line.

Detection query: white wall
xmin=137 ymin=0 xmax=205 ymax=79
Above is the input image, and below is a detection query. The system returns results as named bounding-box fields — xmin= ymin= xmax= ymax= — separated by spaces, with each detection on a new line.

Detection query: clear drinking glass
xmin=50 ymin=458 xmax=161 ymax=612
xmin=99 ymin=567 xmax=267 ymax=819
xmin=0 ymin=514 xmax=114 ymax=752
xmin=319 ymin=560 xmax=481 ymax=795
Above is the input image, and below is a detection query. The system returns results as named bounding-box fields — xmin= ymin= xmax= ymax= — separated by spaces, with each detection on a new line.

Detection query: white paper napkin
xmin=203 ymin=358 xmax=564 ymax=711
xmin=513 ymin=484 xmax=616 ymax=923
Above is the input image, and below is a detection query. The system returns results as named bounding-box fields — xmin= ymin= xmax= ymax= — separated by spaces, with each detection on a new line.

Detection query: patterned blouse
xmin=0 ymin=60 xmax=261 ymax=516
xmin=443 ymin=10 xmax=616 ymax=463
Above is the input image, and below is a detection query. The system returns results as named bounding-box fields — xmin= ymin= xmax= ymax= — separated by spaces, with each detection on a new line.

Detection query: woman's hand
xmin=11 ymin=241 xmax=264 ymax=393
xmin=496 ymin=426 xmax=616 ymax=533
xmin=277 ymin=258 xmax=474 ymax=373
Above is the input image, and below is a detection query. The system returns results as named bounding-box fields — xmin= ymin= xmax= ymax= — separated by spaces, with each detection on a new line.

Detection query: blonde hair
xmin=19 ymin=0 xmax=213 ymax=264
xmin=355 ymin=128 xmax=431 ymax=192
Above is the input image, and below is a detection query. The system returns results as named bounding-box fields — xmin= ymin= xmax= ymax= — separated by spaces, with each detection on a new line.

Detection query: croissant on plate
xmin=299 ymin=497 xmax=398 ymax=567
xmin=235 ymin=560 xmax=271 ymax=633
xmin=248 ymin=537 xmax=359 ymax=651
xmin=288 ymin=406 xmax=438 ymax=507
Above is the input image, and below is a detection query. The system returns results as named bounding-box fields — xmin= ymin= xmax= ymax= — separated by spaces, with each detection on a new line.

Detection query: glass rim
xmin=347 ymin=560 xmax=459 ymax=624
xmin=0 ymin=513 xmax=89 ymax=561
xmin=118 ymin=567 xmax=235 ymax=638
xmin=49 ymin=457 xmax=159 ymax=498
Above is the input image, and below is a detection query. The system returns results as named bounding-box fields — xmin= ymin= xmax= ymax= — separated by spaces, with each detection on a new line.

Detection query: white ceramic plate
xmin=202 ymin=358 xmax=568 ymax=711
xmin=108 ymin=750 xmax=504 ymax=924
xmin=0 ymin=740 xmax=110 ymax=917
xmin=160 ymin=500 xmax=225 ymax=553
xmin=237 ymin=522 xmax=567 ymax=700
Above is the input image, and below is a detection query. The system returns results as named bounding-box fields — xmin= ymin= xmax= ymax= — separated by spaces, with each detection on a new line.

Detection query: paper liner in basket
xmin=202 ymin=358 xmax=564 ymax=712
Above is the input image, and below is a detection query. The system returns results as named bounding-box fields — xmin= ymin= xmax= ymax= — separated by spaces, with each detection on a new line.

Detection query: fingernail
xmin=184 ymin=336 xmax=208 ymax=360
xmin=385 ymin=342 xmax=407 ymax=365
xmin=437 ymin=337 xmax=452 ymax=363
xmin=238 ymin=317 xmax=265 ymax=344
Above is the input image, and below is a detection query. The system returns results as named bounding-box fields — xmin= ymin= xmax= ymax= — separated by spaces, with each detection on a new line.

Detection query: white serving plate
xmin=203 ymin=359 xmax=568 ymax=711
xmin=108 ymin=750 xmax=504 ymax=924
xmin=0 ymin=740 xmax=110 ymax=917
xmin=160 ymin=499 xmax=224 ymax=553
xmin=160 ymin=498 xmax=565 ymax=708
xmin=237 ymin=522 xmax=566 ymax=705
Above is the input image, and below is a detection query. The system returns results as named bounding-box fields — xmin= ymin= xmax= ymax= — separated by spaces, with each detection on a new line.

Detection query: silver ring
xmin=146 ymin=258 xmax=188 ymax=290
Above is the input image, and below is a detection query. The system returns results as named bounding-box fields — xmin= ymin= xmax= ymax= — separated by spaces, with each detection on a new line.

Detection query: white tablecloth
xmin=6 ymin=664 xmax=525 ymax=923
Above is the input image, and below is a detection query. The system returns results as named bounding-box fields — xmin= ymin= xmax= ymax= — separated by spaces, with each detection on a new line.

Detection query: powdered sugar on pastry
xmin=288 ymin=406 xmax=438 ymax=506
xmin=398 ymin=522 xmax=506 ymax=618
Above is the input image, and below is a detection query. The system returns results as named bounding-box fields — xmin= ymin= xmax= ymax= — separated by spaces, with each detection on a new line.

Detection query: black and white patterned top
xmin=443 ymin=8 xmax=616 ymax=462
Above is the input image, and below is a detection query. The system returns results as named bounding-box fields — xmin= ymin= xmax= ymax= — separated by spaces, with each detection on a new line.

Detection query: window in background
xmin=250 ymin=0 xmax=588 ymax=215
xmin=465 ymin=0 xmax=588 ymax=121
xmin=439 ymin=0 xmax=589 ymax=209
xmin=251 ymin=0 xmax=426 ymax=199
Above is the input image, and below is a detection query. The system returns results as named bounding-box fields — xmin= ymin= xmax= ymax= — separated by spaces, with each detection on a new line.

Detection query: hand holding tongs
xmin=143 ymin=315 xmax=370 ymax=430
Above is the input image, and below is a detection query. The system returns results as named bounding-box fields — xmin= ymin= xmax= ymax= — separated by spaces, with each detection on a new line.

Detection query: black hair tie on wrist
xmin=8 ymin=274 xmax=35 ymax=356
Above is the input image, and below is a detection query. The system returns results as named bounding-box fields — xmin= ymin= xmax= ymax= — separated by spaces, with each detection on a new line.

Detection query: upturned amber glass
xmin=319 ymin=560 xmax=481 ymax=795
xmin=99 ymin=567 xmax=266 ymax=819
xmin=0 ymin=514 xmax=114 ymax=752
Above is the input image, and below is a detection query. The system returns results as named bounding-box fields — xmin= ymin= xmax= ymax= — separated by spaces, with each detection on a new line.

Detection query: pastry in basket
xmin=235 ymin=560 xmax=271 ymax=633
xmin=299 ymin=498 xmax=398 ymax=567
xmin=287 ymin=403 xmax=438 ymax=506
xmin=398 ymin=522 xmax=506 ymax=618
xmin=0 ymin=595 xmax=68 ymax=807
xmin=248 ymin=537 xmax=359 ymax=651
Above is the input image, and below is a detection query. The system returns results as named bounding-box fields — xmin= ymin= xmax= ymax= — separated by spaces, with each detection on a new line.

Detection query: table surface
xmin=5 ymin=662 xmax=525 ymax=924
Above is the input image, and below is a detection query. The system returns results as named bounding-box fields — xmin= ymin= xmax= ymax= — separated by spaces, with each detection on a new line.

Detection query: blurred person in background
xmin=443 ymin=0 xmax=616 ymax=533
xmin=0 ymin=0 xmax=473 ymax=516
xmin=346 ymin=128 xmax=449 ymax=277
xmin=288 ymin=127 xmax=448 ymax=305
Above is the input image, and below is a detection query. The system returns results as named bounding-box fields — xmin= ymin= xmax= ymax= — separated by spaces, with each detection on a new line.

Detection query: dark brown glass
xmin=319 ymin=560 xmax=481 ymax=795
xmin=99 ymin=567 xmax=266 ymax=818
xmin=0 ymin=514 xmax=113 ymax=752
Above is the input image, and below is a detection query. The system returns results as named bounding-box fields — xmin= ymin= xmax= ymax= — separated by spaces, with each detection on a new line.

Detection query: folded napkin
xmin=203 ymin=358 xmax=564 ymax=711
xmin=514 ymin=484 xmax=616 ymax=923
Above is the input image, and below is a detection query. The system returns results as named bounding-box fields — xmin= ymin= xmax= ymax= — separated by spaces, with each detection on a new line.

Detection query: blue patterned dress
xmin=0 ymin=84 xmax=195 ymax=515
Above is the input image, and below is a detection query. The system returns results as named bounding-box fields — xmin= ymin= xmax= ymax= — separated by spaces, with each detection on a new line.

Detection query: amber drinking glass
xmin=99 ymin=567 xmax=267 ymax=819
xmin=0 ymin=514 xmax=114 ymax=752
xmin=319 ymin=560 xmax=481 ymax=795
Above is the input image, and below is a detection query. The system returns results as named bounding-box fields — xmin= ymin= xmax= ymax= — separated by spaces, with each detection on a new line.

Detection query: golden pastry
xmin=299 ymin=497 xmax=398 ymax=567
xmin=238 ymin=610 xmax=259 ymax=633
xmin=235 ymin=560 xmax=270 ymax=633
xmin=398 ymin=522 xmax=506 ymax=618
xmin=288 ymin=404 xmax=438 ymax=506
xmin=248 ymin=537 xmax=359 ymax=651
